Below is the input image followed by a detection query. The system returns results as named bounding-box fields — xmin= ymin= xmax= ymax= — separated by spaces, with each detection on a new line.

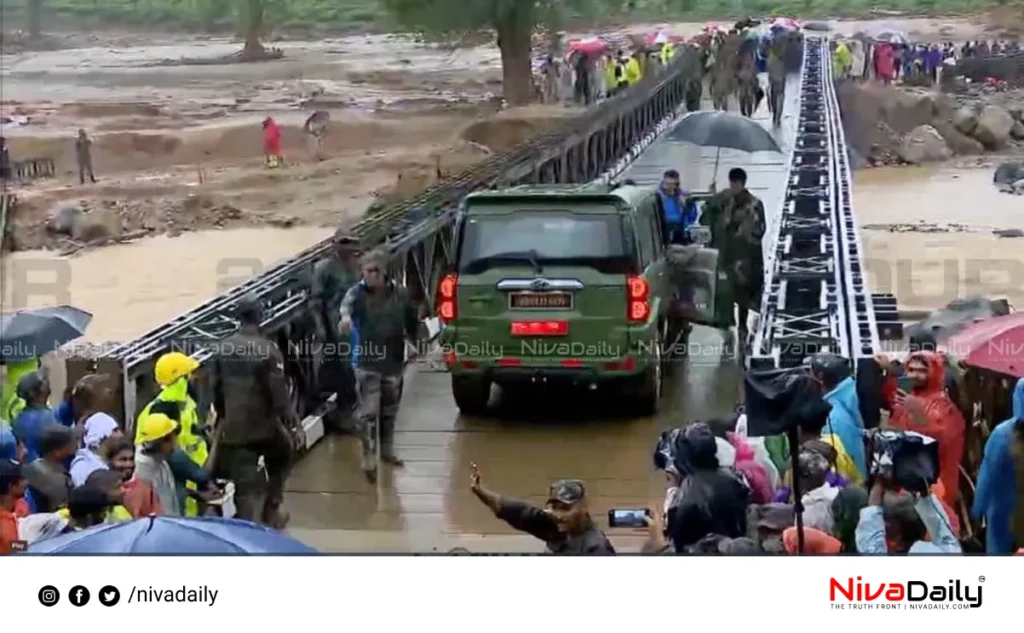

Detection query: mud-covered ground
xmin=1 ymin=33 xmax=584 ymax=252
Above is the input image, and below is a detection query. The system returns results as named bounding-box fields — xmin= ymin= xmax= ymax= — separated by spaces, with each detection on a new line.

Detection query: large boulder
xmin=972 ymin=105 xmax=1015 ymax=149
xmin=71 ymin=207 xmax=122 ymax=243
xmin=932 ymin=119 xmax=985 ymax=155
xmin=46 ymin=203 xmax=83 ymax=236
xmin=994 ymin=161 xmax=1024 ymax=193
xmin=898 ymin=125 xmax=952 ymax=164
xmin=952 ymin=107 xmax=978 ymax=135
xmin=1012 ymin=119 xmax=1024 ymax=141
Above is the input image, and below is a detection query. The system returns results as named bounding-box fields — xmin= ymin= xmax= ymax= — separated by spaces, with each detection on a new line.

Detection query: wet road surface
xmin=284 ymin=76 xmax=802 ymax=552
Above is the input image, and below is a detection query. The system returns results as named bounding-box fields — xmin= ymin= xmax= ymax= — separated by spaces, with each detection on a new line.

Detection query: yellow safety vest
xmin=1 ymin=358 xmax=41 ymax=423
xmin=660 ymin=43 xmax=675 ymax=65
xmin=57 ymin=504 xmax=134 ymax=524
xmin=625 ymin=58 xmax=642 ymax=85
xmin=136 ymin=380 xmax=207 ymax=517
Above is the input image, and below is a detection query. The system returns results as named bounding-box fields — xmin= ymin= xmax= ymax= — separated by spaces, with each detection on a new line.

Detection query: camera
xmin=865 ymin=429 xmax=939 ymax=494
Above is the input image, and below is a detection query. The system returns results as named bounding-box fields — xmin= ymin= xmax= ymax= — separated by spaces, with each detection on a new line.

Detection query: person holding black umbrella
xmin=700 ymin=167 xmax=765 ymax=349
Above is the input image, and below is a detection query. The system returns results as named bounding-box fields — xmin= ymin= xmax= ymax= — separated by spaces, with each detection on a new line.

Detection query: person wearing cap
xmin=1 ymin=460 xmax=30 ymax=554
xmin=23 ymin=425 xmax=76 ymax=513
xmin=135 ymin=352 xmax=208 ymax=515
xmin=212 ymin=293 xmax=302 ymax=527
xmin=339 ymin=250 xmax=421 ymax=482
xmin=10 ymin=371 xmax=57 ymax=463
xmin=69 ymin=412 xmax=123 ymax=486
xmin=134 ymin=412 xmax=181 ymax=516
xmin=311 ymin=228 xmax=362 ymax=416
xmin=469 ymin=463 xmax=614 ymax=554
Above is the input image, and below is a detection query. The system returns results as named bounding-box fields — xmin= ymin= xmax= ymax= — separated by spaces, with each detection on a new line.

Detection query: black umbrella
xmin=667 ymin=111 xmax=782 ymax=185
xmin=0 ymin=305 xmax=92 ymax=362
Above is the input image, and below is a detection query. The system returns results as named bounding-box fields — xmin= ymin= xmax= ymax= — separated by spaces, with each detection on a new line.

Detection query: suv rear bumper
xmin=446 ymin=357 xmax=652 ymax=383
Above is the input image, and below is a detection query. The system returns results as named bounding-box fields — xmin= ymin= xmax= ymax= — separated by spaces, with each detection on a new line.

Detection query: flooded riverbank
xmin=857 ymin=166 xmax=1024 ymax=311
xmin=1 ymin=226 xmax=332 ymax=342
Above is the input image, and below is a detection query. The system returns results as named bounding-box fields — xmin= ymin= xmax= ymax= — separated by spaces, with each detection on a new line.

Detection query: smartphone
xmin=607 ymin=508 xmax=651 ymax=529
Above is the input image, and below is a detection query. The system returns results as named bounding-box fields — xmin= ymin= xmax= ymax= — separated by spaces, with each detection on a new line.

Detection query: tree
xmin=381 ymin=0 xmax=614 ymax=106
xmin=241 ymin=0 xmax=267 ymax=58
xmin=27 ymin=0 xmax=44 ymax=38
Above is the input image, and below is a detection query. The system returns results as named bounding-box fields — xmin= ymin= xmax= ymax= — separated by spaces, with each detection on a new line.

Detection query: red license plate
xmin=510 ymin=320 xmax=568 ymax=336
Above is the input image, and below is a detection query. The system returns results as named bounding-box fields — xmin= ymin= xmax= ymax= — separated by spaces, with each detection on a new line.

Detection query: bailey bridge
xmin=86 ymin=35 xmax=901 ymax=444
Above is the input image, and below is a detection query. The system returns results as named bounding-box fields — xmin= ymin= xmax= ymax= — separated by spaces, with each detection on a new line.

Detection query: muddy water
xmin=1 ymin=226 xmax=332 ymax=343
xmin=856 ymin=167 xmax=1024 ymax=311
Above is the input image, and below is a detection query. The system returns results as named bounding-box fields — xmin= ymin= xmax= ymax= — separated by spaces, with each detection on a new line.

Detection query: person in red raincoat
xmin=262 ymin=117 xmax=282 ymax=168
xmin=876 ymin=351 xmax=965 ymax=510
xmin=876 ymin=43 xmax=897 ymax=85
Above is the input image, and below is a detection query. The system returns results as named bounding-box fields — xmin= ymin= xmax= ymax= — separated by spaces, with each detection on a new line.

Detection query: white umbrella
xmin=654 ymin=32 xmax=669 ymax=45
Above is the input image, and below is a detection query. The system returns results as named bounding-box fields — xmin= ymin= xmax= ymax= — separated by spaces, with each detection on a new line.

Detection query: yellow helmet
xmin=136 ymin=413 xmax=177 ymax=444
xmin=154 ymin=352 xmax=199 ymax=387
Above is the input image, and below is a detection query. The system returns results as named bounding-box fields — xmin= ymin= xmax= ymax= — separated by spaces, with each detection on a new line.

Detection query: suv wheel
xmin=451 ymin=375 xmax=492 ymax=416
xmin=633 ymin=329 xmax=663 ymax=416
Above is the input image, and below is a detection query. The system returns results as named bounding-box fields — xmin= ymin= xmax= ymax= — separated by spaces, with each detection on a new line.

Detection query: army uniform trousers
xmin=354 ymin=367 xmax=404 ymax=470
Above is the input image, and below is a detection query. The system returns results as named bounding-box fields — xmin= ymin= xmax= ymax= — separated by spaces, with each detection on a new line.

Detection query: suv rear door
xmin=453 ymin=202 xmax=634 ymax=364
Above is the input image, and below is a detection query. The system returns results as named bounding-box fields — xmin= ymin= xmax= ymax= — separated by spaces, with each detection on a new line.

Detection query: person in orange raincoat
xmin=262 ymin=117 xmax=282 ymax=168
xmin=877 ymin=352 xmax=965 ymax=510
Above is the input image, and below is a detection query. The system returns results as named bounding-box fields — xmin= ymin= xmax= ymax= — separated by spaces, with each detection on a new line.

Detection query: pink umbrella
xmin=567 ymin=37 xmax=607 ymax=56
xmin=645 ymin=30 xmax=683 ymax=46
xmin=702 ymin=23 xmax=725 ymax=33
xmin=770 ymin=17 xmax=801 ymax=31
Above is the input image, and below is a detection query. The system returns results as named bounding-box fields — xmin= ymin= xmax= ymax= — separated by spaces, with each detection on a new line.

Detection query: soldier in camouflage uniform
xmin=767 ymin=38 xmax=787 ymax=127
xmin=737 ymin=57 xmax=760 ymax=117
xmin=338 ymin=251 xmax=420 ymax=482
xmin=699 ymin=167 xmax=766 ymax=351
xmin=710 ymin=33 xmax=741 ymax=111
xmin=310 ymin=228 xmax=362 ymax=416
xmin=212 ymin=294 xmax=304 ymax=528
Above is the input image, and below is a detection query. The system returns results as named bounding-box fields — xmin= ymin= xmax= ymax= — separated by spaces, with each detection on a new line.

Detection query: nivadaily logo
xmin=829 ymin=576 xmax=984 ymax=610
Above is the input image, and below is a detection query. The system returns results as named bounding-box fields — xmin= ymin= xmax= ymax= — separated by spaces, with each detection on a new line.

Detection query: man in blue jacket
xmin=657 ymin=169 xmax=698 ymax=244
xmin=972 ymin=377 xmax=1024 ymax=554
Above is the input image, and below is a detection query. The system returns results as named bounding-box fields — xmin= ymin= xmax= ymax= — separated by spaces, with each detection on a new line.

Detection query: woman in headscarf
xmin=69 ymin=412 xmax=122 ymax=486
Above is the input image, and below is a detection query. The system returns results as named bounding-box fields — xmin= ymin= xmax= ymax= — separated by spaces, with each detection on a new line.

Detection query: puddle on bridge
xmin=284 ymin=325 xmax=744 ymax=552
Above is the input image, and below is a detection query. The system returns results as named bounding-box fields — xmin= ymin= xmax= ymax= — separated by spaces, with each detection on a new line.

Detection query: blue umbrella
xmin=28 ymin=516 xmax=317 ymax=554
xmin=0 ymin=305 xmax=92 ymax=362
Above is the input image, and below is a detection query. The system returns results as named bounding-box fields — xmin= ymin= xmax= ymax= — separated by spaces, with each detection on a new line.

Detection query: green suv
xmin=438 ymin=183 xmax=721 ymax=416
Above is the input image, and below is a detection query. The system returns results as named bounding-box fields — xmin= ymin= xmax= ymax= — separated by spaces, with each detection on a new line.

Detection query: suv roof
xmin=463 ymin=183 xmax=652 ymax=207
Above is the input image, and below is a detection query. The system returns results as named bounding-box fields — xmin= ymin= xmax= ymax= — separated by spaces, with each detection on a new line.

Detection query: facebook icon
xmin=69 ymin=585 xmax=90 ymax=607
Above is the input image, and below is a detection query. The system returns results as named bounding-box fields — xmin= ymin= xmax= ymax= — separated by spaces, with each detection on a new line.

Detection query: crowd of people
xmin=469 ymin=348 xmax=1024 ymax=555
xmin=862 ymin=38 xmax=1020 ymax=86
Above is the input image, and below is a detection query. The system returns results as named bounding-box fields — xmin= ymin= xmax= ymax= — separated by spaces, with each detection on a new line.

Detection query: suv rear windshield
xmin=457 ymin=210 xmax=635 ymax=274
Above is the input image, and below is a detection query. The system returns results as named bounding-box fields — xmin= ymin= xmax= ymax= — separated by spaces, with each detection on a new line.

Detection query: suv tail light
xmin=627 ymin=275 xmax=650 ymax=324
xmin=438 ymin=274 xmax=458 ymax=322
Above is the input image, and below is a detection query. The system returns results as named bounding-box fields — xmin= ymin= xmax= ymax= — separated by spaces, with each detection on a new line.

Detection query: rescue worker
xmin=683 ymin=45 xmax=703 ymax=112
xmin=310 ymin=228 xmax=362 ymax=417
xmin=262 ymin=116 xmax=282 ymax=168
xmin=700 ymin=167 xmax=766 ymax=351
xmin=133 ymin=413 xmax=180 ymax=516
xmin=625 ymin=50 xmax=643 ymax=86
xmin=338 ymin=251 xmax=420 ymax=482
xmin=1 ymin=358 xmax=42 ymax=423
xmin=614 ymin=50 xmax=630 ymax=94
xmin=75 ymin=129 xmax=96 ymax=184
xmin=212 ymin=294 xmax=303 ymax=528
xmin=572 ymin=51 xmax=592 ymax=105
xmin=833 ymin=40 xmax=853 ymax=80
xmin=660 ymin=40 xmax=676 ymax=66
xmin=135 ymin=352 xmax=207 ymax=516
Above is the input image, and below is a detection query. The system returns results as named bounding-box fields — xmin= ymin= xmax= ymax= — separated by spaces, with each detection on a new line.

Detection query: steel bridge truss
xmin=100 ymin=52 xmax=701 ymax=421
xmin=750 ymin=36 xmax=881 ymax=370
